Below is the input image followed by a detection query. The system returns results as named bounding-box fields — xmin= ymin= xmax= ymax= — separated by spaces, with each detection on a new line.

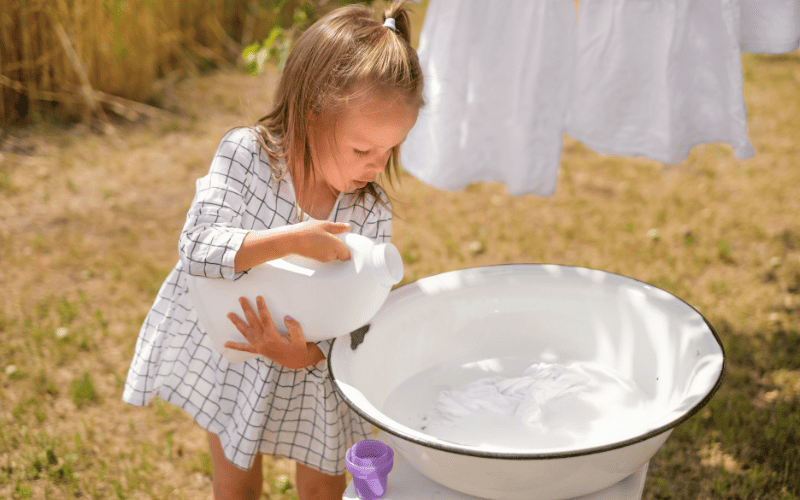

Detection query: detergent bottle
xmin=187 ymin=232 xmax=403 ymax=364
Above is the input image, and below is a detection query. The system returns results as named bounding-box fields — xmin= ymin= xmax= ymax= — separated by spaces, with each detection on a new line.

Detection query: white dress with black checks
xmin=122 ymin=127 xmax=390 ymax=474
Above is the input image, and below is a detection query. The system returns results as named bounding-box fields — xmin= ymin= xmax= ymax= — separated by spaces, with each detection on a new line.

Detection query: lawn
xmin=1 ymin=5 xmax=799 ymax=499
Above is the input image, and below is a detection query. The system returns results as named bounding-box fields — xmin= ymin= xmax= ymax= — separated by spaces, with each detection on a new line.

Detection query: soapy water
xmin=382 ymin=356 xmax=652 ymax=452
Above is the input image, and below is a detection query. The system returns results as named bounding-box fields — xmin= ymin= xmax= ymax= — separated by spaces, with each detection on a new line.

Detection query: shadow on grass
xmin=644 ymin=321 xmax=800 ymax=500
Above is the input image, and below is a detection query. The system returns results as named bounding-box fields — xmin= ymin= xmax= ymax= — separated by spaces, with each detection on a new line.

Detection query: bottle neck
xmin=369 ymin=243 xmax=404 ymax=287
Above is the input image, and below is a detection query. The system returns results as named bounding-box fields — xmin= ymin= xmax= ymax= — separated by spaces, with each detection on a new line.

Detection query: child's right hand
xmin=234 ymin=220 xmax=351 ymax=273
xmin=288 ymin=221 xmax=352 ymax=262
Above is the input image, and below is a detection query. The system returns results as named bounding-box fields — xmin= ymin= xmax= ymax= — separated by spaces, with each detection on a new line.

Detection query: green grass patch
xmin=70 ymin=372 xmax=98 ymax=409
xmin=56 ymin=299 xmax=78 ymax=326
xmin=0 ymin=170 xmax=15 ymax=193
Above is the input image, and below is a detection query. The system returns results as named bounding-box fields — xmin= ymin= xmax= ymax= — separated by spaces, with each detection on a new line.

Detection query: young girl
xmin=122 ymin=2 xmax=423 ymax=499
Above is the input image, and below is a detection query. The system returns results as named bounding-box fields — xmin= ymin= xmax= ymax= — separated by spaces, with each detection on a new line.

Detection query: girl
xmin=122 ymin=2 xmax=423 ymax=499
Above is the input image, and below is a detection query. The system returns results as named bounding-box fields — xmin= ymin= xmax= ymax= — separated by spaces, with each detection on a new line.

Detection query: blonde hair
xmin=253 ymin=0 xmax=424 ymax=209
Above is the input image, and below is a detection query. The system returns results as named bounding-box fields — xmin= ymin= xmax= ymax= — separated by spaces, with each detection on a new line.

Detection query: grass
xmin=1 ymin=6 xmax=800 ymax=500
xmin=0 ymin=0 xmax=295 ymax=123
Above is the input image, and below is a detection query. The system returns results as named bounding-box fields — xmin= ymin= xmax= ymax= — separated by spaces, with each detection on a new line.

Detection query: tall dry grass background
xmin=0 ymin=0 xmax=330 ymax=124
xmin=1 ymin=1 xmax=800 ymax=499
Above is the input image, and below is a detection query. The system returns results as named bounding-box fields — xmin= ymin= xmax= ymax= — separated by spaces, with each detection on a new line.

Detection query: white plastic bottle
xmin=187 ymin=232 xmax=404 ymax=364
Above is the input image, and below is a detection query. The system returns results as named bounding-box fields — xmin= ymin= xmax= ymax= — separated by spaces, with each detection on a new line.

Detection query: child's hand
xmin=225 ymin=296 xmax=325 ymax=369
xmin=289 ymin=221 xmax=351 ymax=262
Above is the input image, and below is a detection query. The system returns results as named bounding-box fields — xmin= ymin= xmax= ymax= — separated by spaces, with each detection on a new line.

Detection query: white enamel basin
xmin=329 ymin=265 xmax=724 ymax=500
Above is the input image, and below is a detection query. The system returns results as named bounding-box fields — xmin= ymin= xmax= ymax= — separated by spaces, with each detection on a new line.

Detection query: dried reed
xmin=0 ymin=0 xmax=294 ymax=124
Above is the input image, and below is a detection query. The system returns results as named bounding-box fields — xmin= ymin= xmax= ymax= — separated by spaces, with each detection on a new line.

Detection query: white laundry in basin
xmin=383 ymin=355 xmax=651 ymax=453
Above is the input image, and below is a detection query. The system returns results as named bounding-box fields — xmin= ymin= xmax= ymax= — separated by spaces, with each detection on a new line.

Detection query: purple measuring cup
xmin=346 ymin=439 xmax=394 ymax=500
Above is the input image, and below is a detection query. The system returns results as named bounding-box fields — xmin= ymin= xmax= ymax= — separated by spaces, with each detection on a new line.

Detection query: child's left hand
xmin=225 ymin=296 xmax=325 ymax=369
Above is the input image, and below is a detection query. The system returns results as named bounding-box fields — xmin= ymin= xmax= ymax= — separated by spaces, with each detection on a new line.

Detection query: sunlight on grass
xmin=0 ymin=35 xmax=798 ymax=500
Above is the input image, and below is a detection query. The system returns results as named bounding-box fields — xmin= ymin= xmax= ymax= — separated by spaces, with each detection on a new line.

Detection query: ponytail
xmin=383 ymin=0 xmax=414 ymax=46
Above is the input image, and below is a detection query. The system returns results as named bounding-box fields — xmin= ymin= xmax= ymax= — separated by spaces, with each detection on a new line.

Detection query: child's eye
xmin=354 ymin=149 xmax=370 ymax=157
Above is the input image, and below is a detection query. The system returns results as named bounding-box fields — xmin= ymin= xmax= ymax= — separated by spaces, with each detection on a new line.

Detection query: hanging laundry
xmin=740 ymin=0 xmax=800 ymax=54
xmin=400 ymin=0 xmax=576 ymax=196
xmin=566 ymin=0 xmax=755 ymax=166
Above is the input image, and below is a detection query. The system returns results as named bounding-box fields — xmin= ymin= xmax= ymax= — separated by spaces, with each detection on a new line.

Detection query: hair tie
xmin=383 ymin=17 xmax=396 ymax=32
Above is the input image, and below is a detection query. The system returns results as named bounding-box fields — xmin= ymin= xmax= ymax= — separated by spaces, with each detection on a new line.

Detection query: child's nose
xmin=368 ymin=164 xmax=386 ymax=180
xmin=373 ymin=151 xmax=392 ymax=170
xmin=367 ymin=159 xmax=388 ymax=175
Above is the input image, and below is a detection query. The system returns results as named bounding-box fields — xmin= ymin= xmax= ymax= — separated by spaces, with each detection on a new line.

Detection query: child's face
xmin=309 ymin=95 xmax=418 ymax=194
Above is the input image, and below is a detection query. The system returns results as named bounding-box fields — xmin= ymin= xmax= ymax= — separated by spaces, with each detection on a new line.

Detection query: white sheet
xmin=400 ymin=0 xmax=576 ymax=196
xmin=740 ymin=0 xmax=800 ymax=54
xmin=566 ymin=0 xmax=755 ymax=165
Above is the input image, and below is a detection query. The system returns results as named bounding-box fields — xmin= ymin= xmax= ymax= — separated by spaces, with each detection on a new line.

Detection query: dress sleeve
xmin=178 ymin=128 xmax=256 ymax=279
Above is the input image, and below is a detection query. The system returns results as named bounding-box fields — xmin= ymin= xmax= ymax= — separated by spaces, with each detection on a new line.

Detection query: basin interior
xmin=331 ymin=265 xmax=724 ymax=454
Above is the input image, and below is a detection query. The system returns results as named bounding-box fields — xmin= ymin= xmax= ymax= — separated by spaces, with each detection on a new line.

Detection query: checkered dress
xmin=122 ymin=127 xmax=390 ymax=473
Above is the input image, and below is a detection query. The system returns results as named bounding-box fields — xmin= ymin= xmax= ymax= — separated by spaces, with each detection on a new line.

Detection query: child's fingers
xmin=325 ymin=222 xmax=351 ymax=234
xmin=255 ymin=296 xmax=275 ymax=331
xmin=227 ymin=312 xmax=254 ymax=341
xmin=324 ymin=222 xmax=352 ymax=259
xmin=283 ymin=315 xmax=307 ymax=345
xmin=325 ymin=233 xmax=351 ymax=261
xmin=336 ymin=240 xmax=351 ymax=261
xmin=238 ymin=297 xmax=260 ymax=331
xmin=224 ymin=341 xmax=257 ymax=353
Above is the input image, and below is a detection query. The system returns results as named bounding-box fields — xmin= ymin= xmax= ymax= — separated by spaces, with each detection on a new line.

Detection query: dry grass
xmin=1 ymin=3 xmax=800 ymax=499
xmin=0 ymin=0 xmax=306 ymax=123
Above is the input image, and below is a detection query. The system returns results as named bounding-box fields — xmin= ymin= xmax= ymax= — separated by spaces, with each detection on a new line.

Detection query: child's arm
xmin=179 ymin=129 xmax=257 ymax=280
xmin=179 ymin=129 xmax=355 ymax=279
xmin=233 ymin=220 xmax=351 ymax=273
